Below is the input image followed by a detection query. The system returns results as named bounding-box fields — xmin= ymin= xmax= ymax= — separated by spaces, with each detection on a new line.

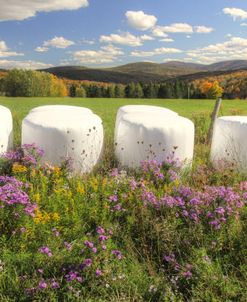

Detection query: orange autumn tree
xmin=197 ymin=80 xmax=223 ymax=99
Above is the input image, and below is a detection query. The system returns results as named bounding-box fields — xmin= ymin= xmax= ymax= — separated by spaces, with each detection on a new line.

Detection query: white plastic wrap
xmin=116 ymin=105 xmax=178 ymax=129
xmin=30 ymin=105 xmax=93 ymax=115
xmin=22 ymin=107 xmax=103 ymax=173
xmin=211 ymin=116 xmax=247 ymax=170
xmin=115 ymin=113 xmax=194 ymax=168
xmin=0 ymin=105 xmax=13 ymax=154
xmin=115 ymin=105 xmax=179 ymax=144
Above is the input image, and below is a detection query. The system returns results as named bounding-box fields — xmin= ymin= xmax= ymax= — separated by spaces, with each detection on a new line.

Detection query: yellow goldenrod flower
xmin=12 ymin=164 xmax=28 ymax=174
xmin=76 ymin=183 xmax=85 ymax=195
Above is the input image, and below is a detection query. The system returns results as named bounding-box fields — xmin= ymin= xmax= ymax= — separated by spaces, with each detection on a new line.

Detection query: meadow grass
xmin=0 ymin=97 xmax=247 ymax=146
xmin=0 ymin=97 xmax=247 ymax=301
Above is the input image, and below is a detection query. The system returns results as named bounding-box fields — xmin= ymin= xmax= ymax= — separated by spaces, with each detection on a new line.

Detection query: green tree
xmin=107 ymin=85 xmax=115 ymax=98
xmin=75 ymin=86 xmax=86 ymax=98
xmin=134 ymin=83 xmax=144 ymax=98
xmin=115 ymin=84 xmax=125 ymax=98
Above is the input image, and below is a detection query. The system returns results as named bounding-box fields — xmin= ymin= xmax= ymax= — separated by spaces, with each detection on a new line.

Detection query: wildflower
xmin=209 ymin=220 xmax=221 ymax=229
xmin=25 ymin=287 xmax=37 ymax=296
xmin=65 ymin=271 xmax=82 ymax=283
xmin=20 ymin=227 xmax=26 ymax=233
xmin=110 ymin=168 xmax=119 ymax=177
xmin=51 ymin=279 xmax=60 ymax=289
xmin=112 ymin=250 xmax=122 ymax=260
xmin=164 ymin=254 xmax=175 ymax=263
xmin=84 ymin=240 xmax=94 ymax=248
xmin=52 ymin=228 xmax=60 ymax=237
xmin=38 ymin=280 xmax=47 ymax=290
xmin=96 ymin=269 xmax=102 ymax=277
xmin=64 ymin=241 xmax=73 ymax=251
xmin=109 ymin=195 xmax=118 ymax=202
xmin=38 ymin=246 xmax=52 ymax=257
xmin=83 ymin=258 xmax=92 ymax=267
xmin=215 ymin=207 xmax=225 ymax=215
xmin=182 ymin=271 xmax=192 ymax=279
xmin=52 ymin=212 xmax=60 ymax=221
xmin=130 ymin=178 xmax=137 ymax=190
xmin=99 ymin=235 xmax=108 ymax=242
xmin=112 ymin=204 xmax=123 ymax=211
xmin=92 ymin=247 xmax=97 ymax=253
xmin=96 ymin=226 xmax=105 ymax=235
xmin=12 ymin=163 xmax=27 ymax=174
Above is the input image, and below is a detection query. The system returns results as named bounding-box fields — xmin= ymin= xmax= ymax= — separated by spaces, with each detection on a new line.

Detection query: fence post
xmin=207 ymin=97 xmax=222 ymax=146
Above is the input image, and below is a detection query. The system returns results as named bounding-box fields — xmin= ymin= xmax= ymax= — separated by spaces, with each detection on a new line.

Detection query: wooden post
xmin=207 ymin=97 xmax=222 ymax=146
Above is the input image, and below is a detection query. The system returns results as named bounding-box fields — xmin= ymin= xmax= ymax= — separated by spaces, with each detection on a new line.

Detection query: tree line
xmin=68 ymin=80 xmax=223 ymax=99
xmin=2 ymin=68 xmax=246 ymax=99
xmin=1 ymin=69 xmax=67 ymax=97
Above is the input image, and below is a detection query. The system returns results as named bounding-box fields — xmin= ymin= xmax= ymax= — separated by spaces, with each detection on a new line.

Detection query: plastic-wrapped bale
xmin=0 ymin=105 xmax=13 ymax=154
xmin=211 ymin=116 xmax=247 ymax=170
xmin=22 ymin=108 xmax=104 ymax=173
xmin=115 ymin=105 xmax=178 ymax=130
xmin=115 ymin=113 xmax=194 ymax=168
xmin=30 ymin=105 xmax=93 ymax=115
xmin=115 ymin=105 xmax=179 ymax=143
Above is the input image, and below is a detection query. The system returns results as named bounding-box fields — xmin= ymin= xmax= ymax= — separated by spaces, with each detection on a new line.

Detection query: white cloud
xmin=35 ymin=46 xmax=49 ymax=53
xmin=44 ymin=36 xmax=75 ymax=49
xmin=100 ymin=32 xmax=153 ymax=47
xmin=153 ymin=23 xmax=193 ymax=35
xmin=152 ymin=26 xmax=169 ymax=38
xmin=152 ymin=23 xmax=214 ymax=37
xmin=131 ymin=47 xmax=182 ymax=57
xmin=186 ymin=36 xmax=247 ymax=63
xmin=194 ymin=26 xmax=214 ymax=34
xmin=35 ymin=36 xmax=75 ymax=52
xmin=223 ymin=7 xmax=247 ymax=20
xmin=73 ymin=45 xmax=124 ymax=64
xmin=125 ymin=10 xmax=157 ymax=31
xmin=0 ymin=40 xmax=23 ymax=57
xmin=0 ymin=0 xmax=89 ymax=21
xmin=159 ymin=38 xmax=174 ymax=43
xmin=241 ymin=22 xmax=247 ymax=27
xmin=0 ymin=60 xmax=53 ymax=69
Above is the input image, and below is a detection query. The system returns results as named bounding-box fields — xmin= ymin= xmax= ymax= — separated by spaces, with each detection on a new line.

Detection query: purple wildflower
xmin=112 ymin=250 xmax=122 ymax=260
xmin=64 ymin=241 xmax=72 ymax=251
xmin=96 ymin=226 xmax=105 ymax=235
xmin=109 ymin=195 xmax=118 ymax=202
xmin=38 ymin=280 xmax=47 ymax=290
xmin=96 ymin=269 xmax=102 ymax=277
xmin=39 ymin=246 xmax=52 ymax=257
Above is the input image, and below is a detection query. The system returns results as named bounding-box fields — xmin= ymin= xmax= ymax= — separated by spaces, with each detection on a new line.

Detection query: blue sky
xmin=0 ymin=0 xmax=247 ymax=69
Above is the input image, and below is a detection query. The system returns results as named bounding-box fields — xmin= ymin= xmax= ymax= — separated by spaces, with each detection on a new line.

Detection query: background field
xmin=1 ymin=97 xmax=247 ymax=147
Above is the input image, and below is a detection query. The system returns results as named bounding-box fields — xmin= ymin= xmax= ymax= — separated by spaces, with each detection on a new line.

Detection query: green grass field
xmin=0 ymin=97 xmax=247 ymax=146
xmin=0 ymin=97 xmax=247 ymax=301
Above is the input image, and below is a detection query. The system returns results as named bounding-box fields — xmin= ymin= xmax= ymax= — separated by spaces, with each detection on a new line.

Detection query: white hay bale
xmin=115 ymin=113 xmax=194 ymax=168
xmin=115 ymin=105 xmax=179 ymax=144
xmin=116 ymin=105 xmax=178 ymax=128
xmin=22 ymin=107 xmax=103 ymax=173
xmin=211 ymin=116 xmax=247 ymax=170
xmin=0 ymin=105 xmax=13 ymax=154
xmin=30 ymin=105 xmax=93 ymax=115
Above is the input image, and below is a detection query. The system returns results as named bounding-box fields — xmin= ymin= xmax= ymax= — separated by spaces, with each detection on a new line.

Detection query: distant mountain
xmin=36 ymin=60 xmax=247 ymax=84
xmin=207 ymin=60 xmax=247 ymax=71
